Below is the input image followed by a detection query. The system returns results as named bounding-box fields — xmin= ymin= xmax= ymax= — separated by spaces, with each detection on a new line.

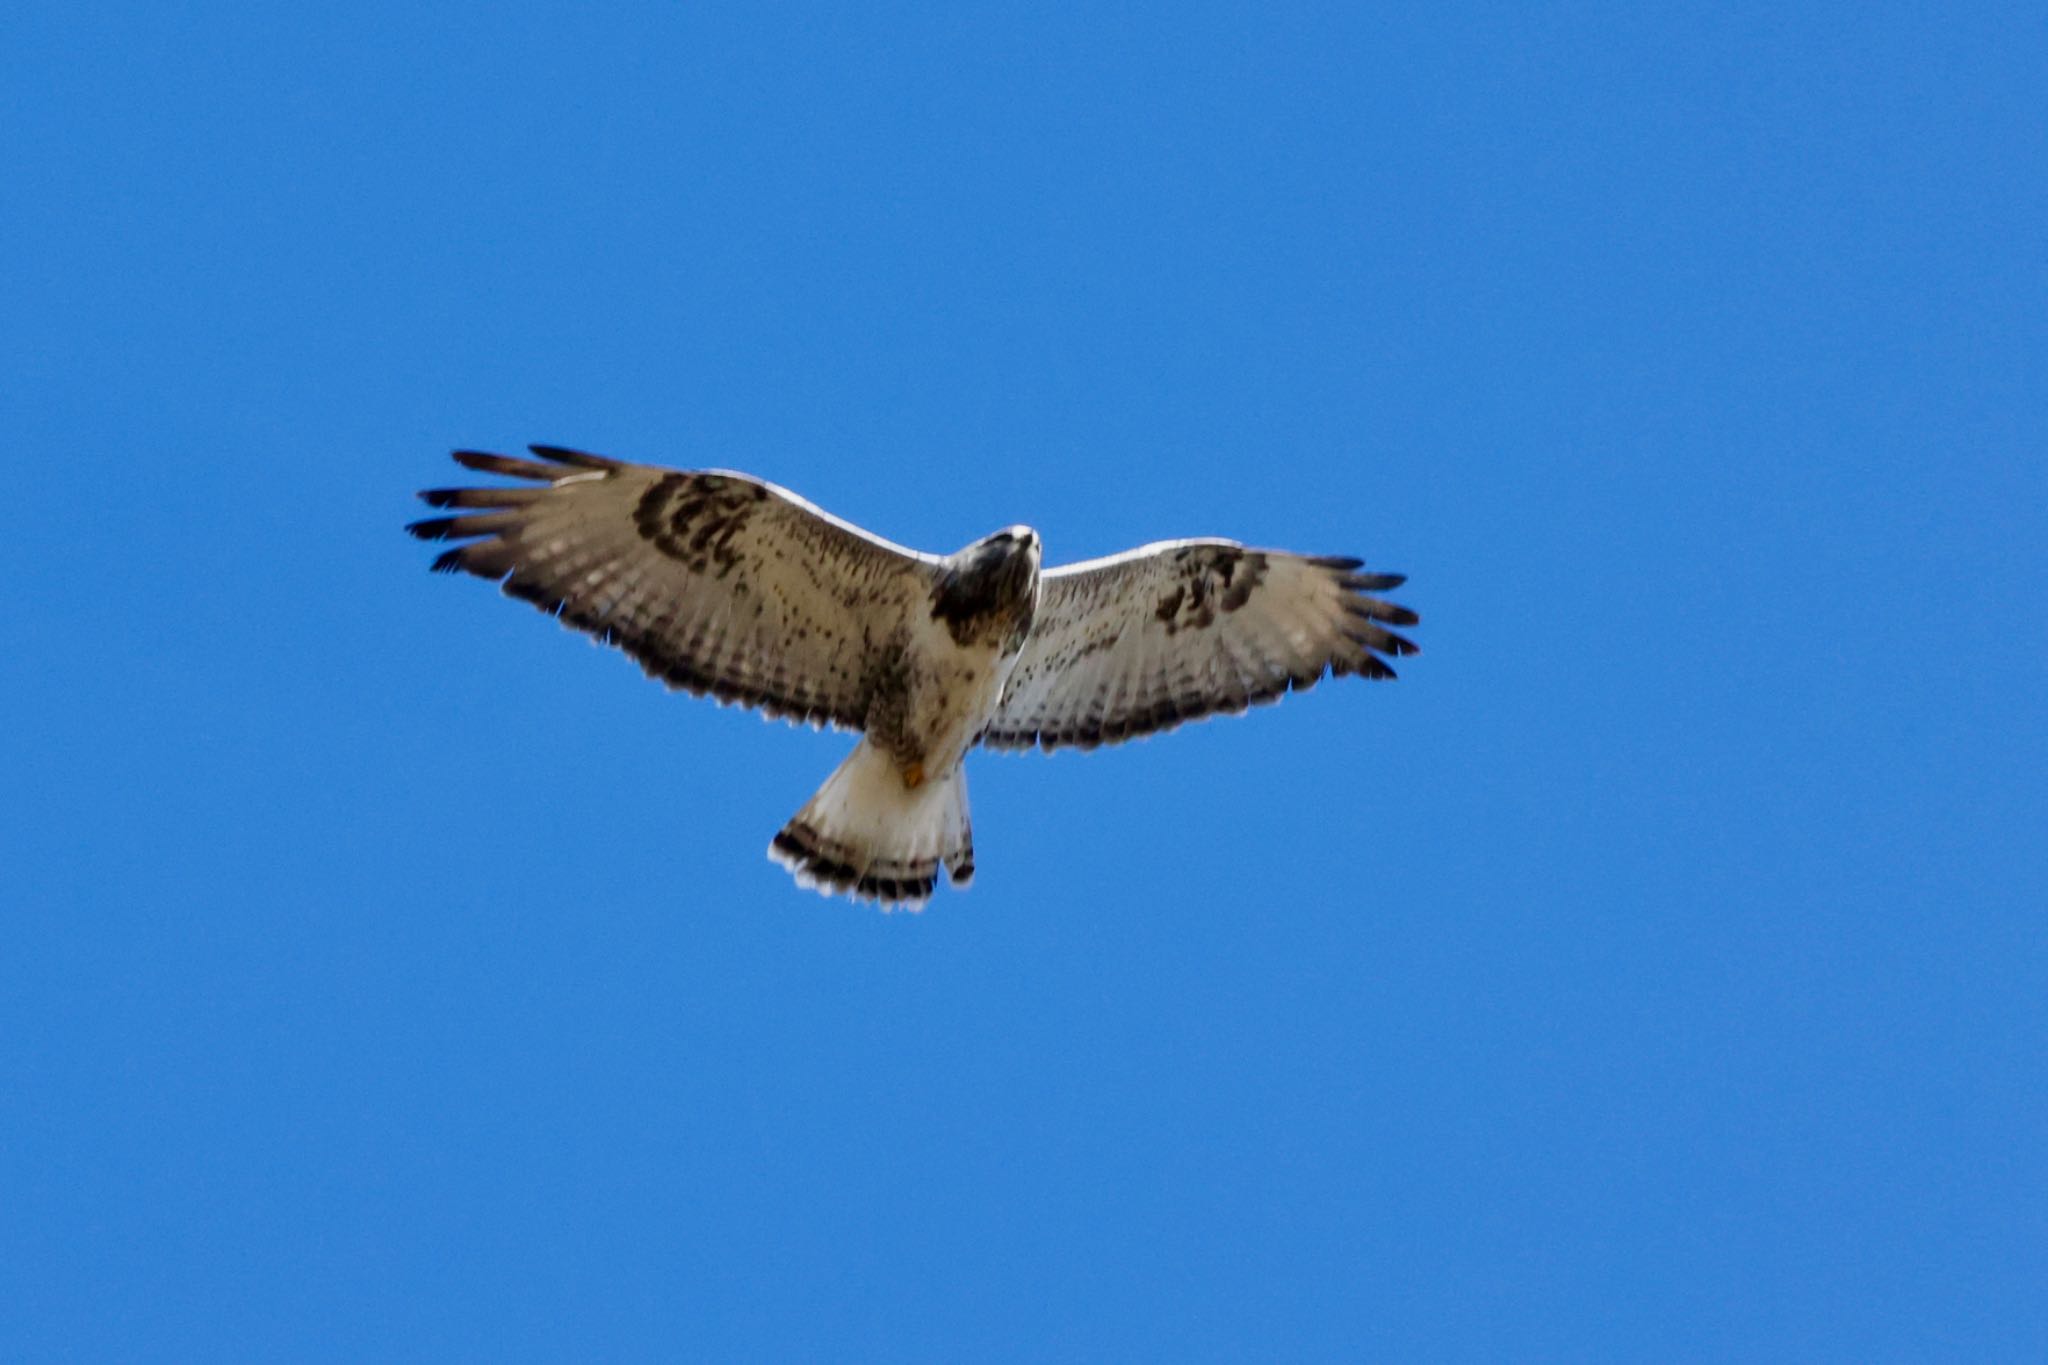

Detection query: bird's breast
xmin=900 ymin=614 xmax=1021 ymax=774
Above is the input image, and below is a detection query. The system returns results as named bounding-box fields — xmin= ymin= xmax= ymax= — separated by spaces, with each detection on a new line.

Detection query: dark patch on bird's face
xmin=931 ymin=526 xmax=1040 ymax=648
xmin=1156 ymin=544 xmax=1267 ymax=634
xmin=634 ymin=474 xmax=768 ymax=577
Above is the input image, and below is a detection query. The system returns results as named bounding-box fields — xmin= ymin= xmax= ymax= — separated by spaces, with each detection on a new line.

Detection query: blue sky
xmin=4 ymin=1 xmax=2043 ymax=1358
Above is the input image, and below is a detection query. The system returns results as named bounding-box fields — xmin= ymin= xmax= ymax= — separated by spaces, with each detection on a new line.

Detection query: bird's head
xmin=931 ymin=525 xmax=1041 ymax=648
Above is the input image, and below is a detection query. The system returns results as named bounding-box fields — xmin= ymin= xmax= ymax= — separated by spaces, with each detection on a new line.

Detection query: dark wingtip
xmin=528 ymin=443 xmax=619 ymax=469
xmin=451 ymin=449 xmax=565 ymax=480
xmin=1344 ymin=599 xmax=1421 ymax=630
xmin=406 ymin=516 xmax=458 ymax=541
xmin=429 ymin=547 xmax=467 ymax=573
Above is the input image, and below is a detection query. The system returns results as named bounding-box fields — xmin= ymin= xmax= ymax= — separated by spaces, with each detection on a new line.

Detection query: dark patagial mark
xmin=1155 ymin=545 xmax=1268 ymax=635
xmin=633 ymin=473 xmax=764 ymax=578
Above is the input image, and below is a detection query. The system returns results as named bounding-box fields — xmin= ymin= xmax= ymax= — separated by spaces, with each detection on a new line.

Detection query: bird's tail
xmin=769 ymin=739 xmax=974 ymax=908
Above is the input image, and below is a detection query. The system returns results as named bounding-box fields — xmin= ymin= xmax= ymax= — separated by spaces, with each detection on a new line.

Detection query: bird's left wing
xmin=981 ymin=540 xmax=1417 ymax=751
xmin=408 ymin=445 xmax=940 ymax=730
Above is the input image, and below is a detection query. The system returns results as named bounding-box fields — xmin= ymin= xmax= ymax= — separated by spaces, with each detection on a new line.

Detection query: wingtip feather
xmin=451 ymin=449 xmax=568 ymax=481
xmin=528 ymin=443 xmax=622 ymax=469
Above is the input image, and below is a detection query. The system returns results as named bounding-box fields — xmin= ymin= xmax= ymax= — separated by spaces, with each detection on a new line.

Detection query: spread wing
xmin=981 ymin=540 xmax=1417 ymax=751
xmin=407 ymin=445 xmax=939 ymax=729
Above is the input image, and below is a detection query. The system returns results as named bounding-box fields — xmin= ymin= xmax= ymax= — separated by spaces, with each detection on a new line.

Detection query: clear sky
xmin=5 ymin=1 xmax=2043 ymax=1359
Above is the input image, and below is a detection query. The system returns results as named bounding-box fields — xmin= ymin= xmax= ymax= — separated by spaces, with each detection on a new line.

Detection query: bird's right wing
xmin=408 ymin=445 xmax=939 ymax=730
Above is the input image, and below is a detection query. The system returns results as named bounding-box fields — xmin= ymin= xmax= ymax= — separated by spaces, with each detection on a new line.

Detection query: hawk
xmin=408 ymin=445 xmax=1419 ymax=907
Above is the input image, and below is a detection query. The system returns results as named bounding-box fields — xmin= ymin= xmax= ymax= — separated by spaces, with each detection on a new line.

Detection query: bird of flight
xmin=409 ymin=445 xmax=1418 ymax=908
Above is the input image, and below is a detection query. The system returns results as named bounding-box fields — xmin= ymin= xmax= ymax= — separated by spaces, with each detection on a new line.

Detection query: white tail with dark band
xmin=768 ymin=740 xmax=975 ymax=908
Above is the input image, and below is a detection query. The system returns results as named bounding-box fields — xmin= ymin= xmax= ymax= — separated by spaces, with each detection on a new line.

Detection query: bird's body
xmin=409 ymin=445 xmax=1417 ymax=908
xmin=770 ymin=525 xmax=1040 ymax=901
xmin=867 ymin=525 xmax=1042 ymax=787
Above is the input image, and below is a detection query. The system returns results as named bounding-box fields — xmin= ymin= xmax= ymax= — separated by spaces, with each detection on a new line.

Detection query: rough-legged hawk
xmin=408 ymin=445 xmax=1418 ymax=908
